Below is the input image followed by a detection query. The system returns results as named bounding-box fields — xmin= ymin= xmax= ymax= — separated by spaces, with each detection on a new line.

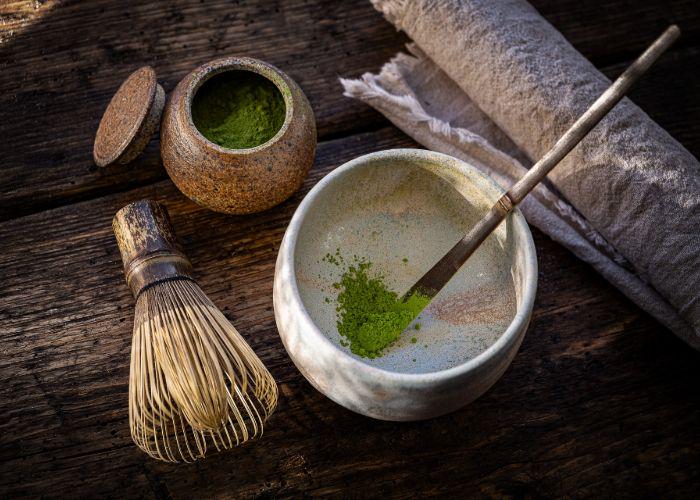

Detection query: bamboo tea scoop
xmin=404 ymin=25 xmax=680 ymax=301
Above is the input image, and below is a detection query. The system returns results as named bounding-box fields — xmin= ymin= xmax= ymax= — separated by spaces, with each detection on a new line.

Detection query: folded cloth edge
xmin=340 ymin=47 xmax=698 ymax=349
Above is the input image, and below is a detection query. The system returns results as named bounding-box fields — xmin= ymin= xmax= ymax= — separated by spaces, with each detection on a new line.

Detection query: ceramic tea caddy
xmin=94 ymin=57 xmax=316 ymax=214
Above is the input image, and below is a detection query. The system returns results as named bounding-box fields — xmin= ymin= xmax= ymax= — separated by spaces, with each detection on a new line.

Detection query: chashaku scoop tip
xmin=400 ymin=25 xmax=680 ymax=307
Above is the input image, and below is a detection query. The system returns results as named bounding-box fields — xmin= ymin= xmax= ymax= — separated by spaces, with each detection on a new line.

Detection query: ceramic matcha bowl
xmin=274 ymin=149 xmax=537 ymax=421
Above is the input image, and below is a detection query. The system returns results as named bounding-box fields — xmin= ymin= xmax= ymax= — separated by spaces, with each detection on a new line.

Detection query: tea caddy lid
xmin=93 ymin=66 xmax=165 ymax=168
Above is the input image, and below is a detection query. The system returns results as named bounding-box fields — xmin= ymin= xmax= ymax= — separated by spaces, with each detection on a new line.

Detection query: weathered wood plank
xmin=602 ymin=45 xmax=700 ymax=151
xmin=533 ymin=0 xmax=700 ymax=63
xmin=2 ymin=0 xmax=700 ymax=497
xmin=1 ymin=126 xmax=699 ymax=498
xmin=1 ymin=0 xmax=699 ymax=221
xmin=0 ymin=1 xmax=52 ymax=41
xmin=0 ymin=0 xmax=407 ymax=220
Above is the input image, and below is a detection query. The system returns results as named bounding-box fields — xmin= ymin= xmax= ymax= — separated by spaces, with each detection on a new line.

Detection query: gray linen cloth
xmin=341 ymin=0 xmax=700 ymax=349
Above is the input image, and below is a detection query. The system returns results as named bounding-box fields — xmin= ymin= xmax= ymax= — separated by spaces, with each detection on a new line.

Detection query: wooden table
xmin=1 ymin=1 xmax=699 ymax=497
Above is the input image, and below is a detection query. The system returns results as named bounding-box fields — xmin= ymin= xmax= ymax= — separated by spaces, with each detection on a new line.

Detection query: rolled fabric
xmin=341 ymin=0 xmax=700 ymax=348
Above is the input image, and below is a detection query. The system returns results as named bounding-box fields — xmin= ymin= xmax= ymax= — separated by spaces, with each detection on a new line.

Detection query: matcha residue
xmin=329 ymin=258 xmax=430 ymax=358
xmin=191 ymin=70 xmax=286 ymax=150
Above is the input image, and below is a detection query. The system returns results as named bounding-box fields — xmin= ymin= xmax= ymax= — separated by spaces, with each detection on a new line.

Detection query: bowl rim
xmin=184 ymin=56 xmax=294 ymax=155
xmin=278 ymin=148 xmax=538 ymax=385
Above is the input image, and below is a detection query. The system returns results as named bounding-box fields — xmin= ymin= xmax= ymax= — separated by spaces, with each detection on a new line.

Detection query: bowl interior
xmin=294 ymin=152 xmax=525 ymax=374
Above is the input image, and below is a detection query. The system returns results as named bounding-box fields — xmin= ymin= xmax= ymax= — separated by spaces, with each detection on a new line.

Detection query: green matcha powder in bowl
xmin=191 ymin=70 xmax=286 ymax=150
xmin=327 ymin=255 xmax=429 ymax=359
xmin=273 ymin=149 xmax=537 ymax=421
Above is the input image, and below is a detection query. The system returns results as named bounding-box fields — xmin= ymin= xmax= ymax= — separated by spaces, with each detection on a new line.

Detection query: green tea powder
xmin=328 ymin=257 xmax=430 ymax=359
xmin=192 ymin=70 xmax=286 ymax=150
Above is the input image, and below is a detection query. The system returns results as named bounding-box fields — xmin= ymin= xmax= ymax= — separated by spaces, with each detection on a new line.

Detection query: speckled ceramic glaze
xmin=161 ymin=57 xmax=316 ymax=214
xmin=274 ymin=149 xmax=537 ymax=421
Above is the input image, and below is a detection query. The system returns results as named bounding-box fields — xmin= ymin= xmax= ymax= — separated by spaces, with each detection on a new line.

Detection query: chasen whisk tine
xmin=115 ymin=200 xmax=278 ymax=463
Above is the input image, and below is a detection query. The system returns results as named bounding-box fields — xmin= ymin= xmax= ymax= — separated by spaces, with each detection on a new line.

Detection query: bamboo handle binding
xmin=113 ymin=199 xmax=194 ymax=298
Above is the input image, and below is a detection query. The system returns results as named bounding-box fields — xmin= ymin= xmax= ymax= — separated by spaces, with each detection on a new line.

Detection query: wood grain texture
xmin=2 ymin=0 xmax=700 ymax=497
xmin=1 ymin=0 xmax=699 ymax=220
xmin=1 ymin=127 xmax=699 ymax=498
xmin=0 ymin=0 xmax=407 ymax=220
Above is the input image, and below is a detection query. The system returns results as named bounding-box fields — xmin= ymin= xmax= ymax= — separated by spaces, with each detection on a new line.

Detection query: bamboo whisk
xmin=114 ymin=200 xmax=277 ymax=463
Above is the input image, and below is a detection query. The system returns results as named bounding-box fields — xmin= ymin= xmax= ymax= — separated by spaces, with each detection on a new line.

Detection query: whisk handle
xmin=113 ymin=199 xmax=194 ymax=298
